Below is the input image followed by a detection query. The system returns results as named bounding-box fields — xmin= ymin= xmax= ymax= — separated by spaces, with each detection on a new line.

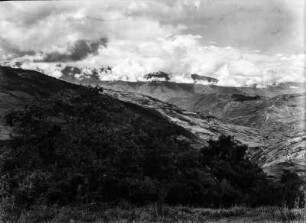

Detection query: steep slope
xmin=93 ymin=81 xmax=305 ymax=177
xmin=3 ymin=87 xmax=292 ymax=209
xmin=1 ymin=67 xmax=304 ymax=177
xmin=0 ymin=66 xmax=77 ymax=141
xmin=103 ymin=89 xmax=263 ymax=150
xmin=0 ymin=66 xmax=263 ymax=158
xmin=169 ymin=92 xmax=306 ymax=177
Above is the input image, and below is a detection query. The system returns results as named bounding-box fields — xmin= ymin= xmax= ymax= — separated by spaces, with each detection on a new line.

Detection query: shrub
xmin=232 ymin=94 xmax=261 ymax=102
xmin=1 ymin=87 xmax=304 ymax=209
xmin=1 ymin=87 xmax=195 ymax=206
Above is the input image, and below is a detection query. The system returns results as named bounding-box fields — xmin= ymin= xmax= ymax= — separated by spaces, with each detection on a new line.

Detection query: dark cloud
xmin=0 ymin=38 xmax=36 ymax=57
xmin=42 ymin=38 xmax=108 ymax=62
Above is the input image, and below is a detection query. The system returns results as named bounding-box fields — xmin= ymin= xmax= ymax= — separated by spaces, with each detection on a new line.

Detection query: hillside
xmin=86 ymin=80 xmax=305 ymax=101
xmin=169 ymin=92 xmax=306 ymax=175
xmin=0 ymin=66 xmax=305 ymax=217
xmin=1 ymin=66 xmax=305 ymax=178
xmin=0 ymin=66 xmax=261 ymax=150
xmin=75 ymin=80 xmax=305 ymax=177
xmin=0 ymin=66 xmax=77 ymax=141
xmin=0 ymin=67 xmax=263 ymax=161
xmin=3 ymin=67 xmax=296 ymax=210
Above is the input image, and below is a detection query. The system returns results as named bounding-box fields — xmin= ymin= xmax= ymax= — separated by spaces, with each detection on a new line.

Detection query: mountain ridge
xmin=0 ymin=66 xmax=263 ymax=149
xmin=0 ymin=66 xmax=305 ymax=177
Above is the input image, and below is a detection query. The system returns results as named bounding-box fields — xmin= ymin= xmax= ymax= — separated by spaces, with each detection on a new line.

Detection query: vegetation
xmin=1 ymin=204 xmax=306 ymax=223
xmin=0 ymin=87 xmax=305 ymax=221
xmin=144 ymin=71 xmax=170 ymax=81
xmin=232 ymin=94 xmax=261 ymax=102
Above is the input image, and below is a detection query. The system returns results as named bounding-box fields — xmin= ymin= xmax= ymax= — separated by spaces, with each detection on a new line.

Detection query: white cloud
xmin=0 ymin=0 xmax=305 ymax=87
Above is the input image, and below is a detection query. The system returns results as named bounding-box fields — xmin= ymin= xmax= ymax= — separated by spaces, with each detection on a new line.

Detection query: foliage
xmin=278 ymin=170 xmax=305 ymax=208
xmin=1 ymin=87 xmax=195 ymax=206
xmin=0 ymin=86 xmax=304 ymax=209
xmin=232 ymin=94 xmax=261 ymax=102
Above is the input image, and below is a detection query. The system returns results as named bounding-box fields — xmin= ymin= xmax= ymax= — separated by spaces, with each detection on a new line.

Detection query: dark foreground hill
xmin=0 ymin=66 xmax=263 ymax=157
xmin=42 ymin=65 xmax=306 ymax=177
xmin=0 ymin=66 xmax=261 ymax=149
xmin=0 ymin=66 xmax=77 ymax=141
xmin=2 ymin=66 xmax=305 ymax=178
xmin=1 ymin=86 xmax=303 ymax=209
xmin=0 ymin=66 xmax=305 ymax=223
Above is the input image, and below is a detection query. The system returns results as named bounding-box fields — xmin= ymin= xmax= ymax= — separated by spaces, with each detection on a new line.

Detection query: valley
xmin=1 ymin=66 xmax=305 ymax=178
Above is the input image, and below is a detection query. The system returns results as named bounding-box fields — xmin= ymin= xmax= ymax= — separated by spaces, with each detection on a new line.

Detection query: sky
xmin=0 ymin=0 xmax=305 ymax=86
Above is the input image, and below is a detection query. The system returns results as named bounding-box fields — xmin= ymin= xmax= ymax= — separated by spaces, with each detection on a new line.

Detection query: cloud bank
xmin=42 ymin=38 xmax=107 ymax=62
xmin=0 ymin=0 xmax=305 ymax=86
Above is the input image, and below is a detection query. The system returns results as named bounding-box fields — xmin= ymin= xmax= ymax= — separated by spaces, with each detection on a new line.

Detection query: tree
xmin=279 ymin=170 xmax=305 ymax=208
xmin=2 ymin=87 xmax=304 ymax=208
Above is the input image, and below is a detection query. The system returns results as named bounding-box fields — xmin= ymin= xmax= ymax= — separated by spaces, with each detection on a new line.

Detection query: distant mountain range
xmin=3 ymin=61 xmax=305 ymax=93
xmin=0 ymin=65 xmax=305 ymax=178
xmin=35 ymin=64 xmax=304 ymax=99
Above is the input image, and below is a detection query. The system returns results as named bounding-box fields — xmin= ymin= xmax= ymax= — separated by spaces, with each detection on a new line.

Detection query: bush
xmin=1 ymin=87 xmax=195 ymax=206
xmin=1 ymin=87 xmax=304 ymax=209
xmin=200 ymin=136 xmax=305 ymax=208
xmin=232 ymin=94 xmax=261 ymax=102
xmin=278 ymin=170 xmax=305 ymax=208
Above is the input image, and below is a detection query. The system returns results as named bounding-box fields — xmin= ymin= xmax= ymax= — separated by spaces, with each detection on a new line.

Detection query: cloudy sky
xmin=0 ymin=0 xmax=305 ymax=86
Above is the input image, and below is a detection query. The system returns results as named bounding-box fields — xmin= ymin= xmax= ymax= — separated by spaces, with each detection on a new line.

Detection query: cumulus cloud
xmin=41 ymin=38 xmax=107 ymax=62
xmin=0 ymin=0 xmax=305 ymax=87
xmin=19 ymin=36 xmax=305 ymax=87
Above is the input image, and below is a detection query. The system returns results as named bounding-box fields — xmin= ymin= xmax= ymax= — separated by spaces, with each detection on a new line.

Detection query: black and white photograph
xmin=0 ymin=0 xmax=305 ymax=222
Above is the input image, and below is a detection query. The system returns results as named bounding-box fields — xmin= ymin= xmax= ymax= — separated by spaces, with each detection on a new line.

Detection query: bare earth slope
xmin=169 ymin=92 xmax=306 ymax=176
xmin=103 ymin=88 xmax=263 ymax=149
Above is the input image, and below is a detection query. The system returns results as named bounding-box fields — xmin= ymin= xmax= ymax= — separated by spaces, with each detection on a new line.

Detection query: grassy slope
xmin=2 ymin=204 xmax=306 ymax=223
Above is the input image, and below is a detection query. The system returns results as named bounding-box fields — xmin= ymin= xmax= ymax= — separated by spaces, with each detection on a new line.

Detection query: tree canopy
xmin=1 ymin=87 xmax=304 ymax=208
